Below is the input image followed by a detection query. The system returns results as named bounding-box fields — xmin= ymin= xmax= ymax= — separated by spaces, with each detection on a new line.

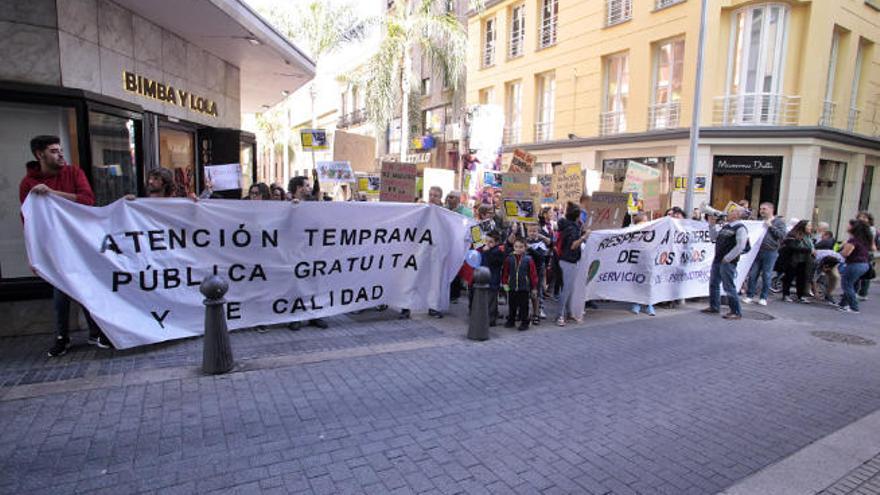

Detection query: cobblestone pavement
xmin=2 ymin=288 xmax=880 ymax=494
xmin=819 ymin=454 xmax=880 ymax=495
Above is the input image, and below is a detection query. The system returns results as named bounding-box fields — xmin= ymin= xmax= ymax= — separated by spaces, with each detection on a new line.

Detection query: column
xmin=781 ymin=145 xmax=821 ymax=220
xmin=839 ymin=152 xmax=866 ymax=229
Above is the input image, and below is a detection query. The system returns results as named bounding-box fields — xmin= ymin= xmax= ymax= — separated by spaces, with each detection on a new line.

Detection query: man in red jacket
xmin=19 ymin=135 xmax=110 ymax=356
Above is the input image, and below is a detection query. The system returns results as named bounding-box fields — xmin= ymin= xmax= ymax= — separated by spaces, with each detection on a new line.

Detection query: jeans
xmin=747 ymin=250 xmax=779 ymax=300
xmin=840 ymin=262 xmax=869 ymax=311
xmin=54 ymin=288 xmax=101 ymax=340
xmin=557 ymin=260 xmax=579 ymax=320
xmin=709 ymin=261 xmax=741 ymax=316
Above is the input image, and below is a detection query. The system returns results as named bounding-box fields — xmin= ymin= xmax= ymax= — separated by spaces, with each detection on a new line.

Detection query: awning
xmin=114 ymin=0 xmax=315 ymax=114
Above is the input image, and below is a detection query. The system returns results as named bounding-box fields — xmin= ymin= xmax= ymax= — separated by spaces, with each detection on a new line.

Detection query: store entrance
xmin=158 ymin=123 xmax=197 ymax=197
xmin=711 ymin=155 xmax=782 ymax=211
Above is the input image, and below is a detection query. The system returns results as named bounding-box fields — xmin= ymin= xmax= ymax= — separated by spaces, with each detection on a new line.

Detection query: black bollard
xmin=200 ymin=275 xmax=234 ymax=374
xmin=468 ymin=266 xmax=491 ymax=341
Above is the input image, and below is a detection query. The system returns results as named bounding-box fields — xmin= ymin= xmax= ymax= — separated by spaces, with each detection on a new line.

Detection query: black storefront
xmin=0 ymin=81 xmax=256 ymax=300
xmin=711 ymin=155 xmax=782 ymax=210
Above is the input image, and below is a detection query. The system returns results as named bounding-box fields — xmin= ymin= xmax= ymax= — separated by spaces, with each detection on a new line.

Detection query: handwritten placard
xmin=552 ymin=163 xmax=583 ymax=205
xmin=502 ymin=173 xmax=531 ymax=200
xmin=379 ymin=162 xmax=417 ymax=202
xmin=508 ymin=148 xmax=535 ymax=174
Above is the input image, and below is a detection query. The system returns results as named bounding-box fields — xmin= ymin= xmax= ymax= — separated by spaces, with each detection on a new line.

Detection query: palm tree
xmin=362 ymin=0 xmax=467 ymax=161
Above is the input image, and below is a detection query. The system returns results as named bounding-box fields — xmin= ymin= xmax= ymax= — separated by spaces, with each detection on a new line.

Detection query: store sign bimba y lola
xmin=122 ymin=71 xmax=219 ymax=117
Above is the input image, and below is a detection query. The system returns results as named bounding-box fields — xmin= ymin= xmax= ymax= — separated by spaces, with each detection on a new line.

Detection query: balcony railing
xmin=600 ymin=110 xmax=626 ymax=136
xmin=847 ymin=107 xmax=861 ymax=133
xmin=819 ymin=100 xmax=836 ymax=127
xmin=606 ymin=0 xmax=632 ymax=26
xmin=482 ymin=42 xmax=495 ymax=68
xmin=648 ymin=101 xmax=681 ymax=130
xmin=655 ymin=0 xmax=685 ymax=9
xmin=538 ymin=14 xmax=557 ymax=48
xmin=337 ymin=108 xmax=366 ymax=129
xmin=503 ymin=125 xmax=521 ymax=145
xmin=712 ymin=93 xmax=801 ymax=126
xmin=534 ymin=121 xmax=553 ymax=142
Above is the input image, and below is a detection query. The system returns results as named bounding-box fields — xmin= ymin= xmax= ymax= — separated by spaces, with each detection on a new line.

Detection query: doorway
xmin=158 ymin=123 xmax=197 ymax=197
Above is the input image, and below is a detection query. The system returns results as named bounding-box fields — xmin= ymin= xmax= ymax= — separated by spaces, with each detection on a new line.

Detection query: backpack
xmin=554 ymin=232 xmax=564 ymax=258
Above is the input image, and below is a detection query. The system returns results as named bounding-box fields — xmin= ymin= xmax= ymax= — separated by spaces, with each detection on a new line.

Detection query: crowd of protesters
xmin=18 ymin=134 xmax=879 ymax=357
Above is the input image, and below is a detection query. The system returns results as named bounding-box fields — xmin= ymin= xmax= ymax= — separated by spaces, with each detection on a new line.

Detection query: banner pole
xmin=685 ymin=0 xmax=709 ymax=215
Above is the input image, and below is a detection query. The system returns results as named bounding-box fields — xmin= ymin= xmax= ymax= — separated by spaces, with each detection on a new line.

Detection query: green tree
xmin=362 ymin=0 xmax=467 ymax=160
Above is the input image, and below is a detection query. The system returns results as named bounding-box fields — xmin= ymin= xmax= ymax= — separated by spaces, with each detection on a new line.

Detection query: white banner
xmin=22 ymin=196 xmax=472 ymax=349
xmin=574 ymin=217 xmax=767 ymax=306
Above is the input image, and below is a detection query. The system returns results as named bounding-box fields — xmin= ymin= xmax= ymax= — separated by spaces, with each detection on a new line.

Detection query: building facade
xmin=0 ymin=0 xmax=314 ymax=332
xmin=467 ymin=0 xmax=880 ymax=232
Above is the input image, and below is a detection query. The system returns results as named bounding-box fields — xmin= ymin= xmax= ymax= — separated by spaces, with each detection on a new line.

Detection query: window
xmin=483 ymin=18 xmax=496 ymax=67
xmin=479 ymin=87 xmax=495 ymax=105
xmin=656 ymin=0 xmax=685 ymax=9
xmin=859 ymin=165 xmax=875 ymax=212
xmin=445 ymin=0 xmax=455 ymax=14
xmin=504 ymin=80 xmax=522 ymax=144
xmin=539 ymin=0 xmax=558 ymax=49
xmin=815 ymin=159 xmax=847 ymax=234
xmin=88 ymin=111 xmax=139 ymax=206
xmin=602 ymin=52 xmax=629 ymax=135
xmin=849 ymin=40 xmax=867 ymax=132
xmin=0 ymin=102 xmax=79 ymax=279
xmin=159 ymin=126 xmax=195 ymax=197
xmin=535 ymin=72 xmax=555 ymax=141
xmin=509 ymin=4 xmax=525 ymax=58
xmin=651 ymin=39 xmax=684 ymax=129
xmin=421 ymin=78 xmax=432 ymax=96
xmin=821 ymin=29 xmax=841 ymax=126
xmin=601 ymin=157 xmax=675 ymax=214
xmin=725 ymin=4 xmax=790 ymax=124
xmin=606 ymin=0 xmax=632 ymax=26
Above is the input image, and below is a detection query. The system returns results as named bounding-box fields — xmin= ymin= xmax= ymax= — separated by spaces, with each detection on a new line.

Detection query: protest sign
xmin=552 ymin=163 xmax=583 ymax=204
xmin=300 ymin=129 xmax=328 ymax=151
xmin=572 ymin=217 xmax=766 ymax=306
xmin=584 ymin=192 xmax=629 ymax=230
xmin=422 ymin=168 xmax=455 ymax=202
xmin=508 ymin=149 xmax=535 ymax=174
xmin=502 ymin=173 xmax=531 ymax=200
xmin=536 ymin=175 xmax=554 ymax=203
xmin=356 ymin=174 xmax=381 ymax=198
xmin=317 ymin=161 xmax=355 ymax=183
xmin=204 ymin=163 xmax=241 ymax=191
xmin=484 ymin=171 xmax=501 ymax=188
xmin=673 ymin=175 xmax=707 ymax=193
xmin=380 ymin=162 xmax=417 ymax=202
xmin=470 ymin=219 xmax=495 ymax=248
xmin=622 ymin=161 xmax=661 ymax=211
xmin=22 ymin=195 xmax=472 ymax=349
xmin=503 ymin=199 xmax=537 ymax=222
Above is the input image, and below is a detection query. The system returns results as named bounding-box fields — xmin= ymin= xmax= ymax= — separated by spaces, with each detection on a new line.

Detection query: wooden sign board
xmin=502 ymin=173 xmax=531 ymax=200
xmin=552 ymin=163 xmax=583 ymax=205
xmin=584 ymin=192 xmax=629 ymax=230
xmin=508 ymin=148 xmax=536 ymax=174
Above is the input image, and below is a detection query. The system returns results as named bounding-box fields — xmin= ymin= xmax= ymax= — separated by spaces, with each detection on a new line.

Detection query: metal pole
xmin=685 ymin=0 xmax=710 ymax=214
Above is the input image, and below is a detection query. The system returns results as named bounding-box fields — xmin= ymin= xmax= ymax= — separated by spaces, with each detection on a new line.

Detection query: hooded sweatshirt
xmin=19 ymin=161 xmax=95 ymax=206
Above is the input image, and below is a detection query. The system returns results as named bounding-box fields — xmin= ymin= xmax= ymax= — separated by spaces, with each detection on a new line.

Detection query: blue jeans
xmin=840 ymin=262 xmax=869 ymax=311
xmin=709 ymin=261 xmax=741 ymax=315
xmin=747 ymin=249 xmax=779 ymax=300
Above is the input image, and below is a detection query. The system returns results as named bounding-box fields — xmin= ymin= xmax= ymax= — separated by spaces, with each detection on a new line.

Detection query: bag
xmin=863 ymin=264 xmax=877 ymax=281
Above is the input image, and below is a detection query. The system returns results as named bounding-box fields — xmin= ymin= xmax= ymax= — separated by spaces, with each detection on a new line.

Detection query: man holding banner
xmin=702 ymin=207 xmax=751 ymax=320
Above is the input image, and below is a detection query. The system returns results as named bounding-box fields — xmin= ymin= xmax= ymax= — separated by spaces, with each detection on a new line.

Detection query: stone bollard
xmin=200 ymin=275 xmax=234 ymax=374
xmin=467 ymin=266 xmax=491 ymax=341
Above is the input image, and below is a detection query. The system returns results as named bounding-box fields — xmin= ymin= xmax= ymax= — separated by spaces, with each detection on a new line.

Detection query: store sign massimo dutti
xmin=123 ymin=71 xmax=219 ymax=117
xmin=713 ymin=155 xmax=782 ymax=175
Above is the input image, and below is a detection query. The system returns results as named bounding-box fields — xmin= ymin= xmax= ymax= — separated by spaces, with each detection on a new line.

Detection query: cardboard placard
xmin=584 ymin=192 xmax=629 ymax=230
xmin=470 ymin=219 xmax=495 ymax=248
xmin=503 ymin=199 xmax=537 ymax=223
xmin=502 ymin=173 xmax=531 ymax=200
xmin=300 ymin=129 xmax=328 ymax=151
xmin=483 ymin=171 xmax=501 ymax=188
xmin=552 ymin=163 xmax=583 ymax=205
xmin=673 ymin=175 xmax=707 ymax=193
xmin=204 ymin=163 xmax=241 ymax=191
xmin=622 ymin=161 xmax=661 ymax=211
xmin=316 ymin=161 xmax=355 ymax=183
xmin=508 ymin=148 xmax=535 ymax=174
xmin=356 ymin=175 xmax=381 ymax=197
xmin=379 ymin=162 xmax=417 ymax=202
xmin=536 ymin=175 xmax=554 ymax=203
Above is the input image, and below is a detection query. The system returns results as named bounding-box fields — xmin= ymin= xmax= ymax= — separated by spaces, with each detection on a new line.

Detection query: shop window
xmin=89 ymin=112 xmax=138 ymax=206
xmin=0 ymin=102 xmax=79 ymax=279
xmin=240 ymin=141 xmax=255 ymax=196
xmin=815 ymin=159 xmax=847 ymax=234
xmin=601 ymin=157 xmax=674 ymax=215
xmin=159 ymin=127 xmax=196 ymax=197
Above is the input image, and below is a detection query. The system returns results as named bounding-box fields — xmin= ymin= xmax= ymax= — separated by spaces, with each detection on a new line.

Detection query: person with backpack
xmin=779 ymin=220 xmax=814 ymax=303
xmin=701 ymin=207 xmax=750 ymax=320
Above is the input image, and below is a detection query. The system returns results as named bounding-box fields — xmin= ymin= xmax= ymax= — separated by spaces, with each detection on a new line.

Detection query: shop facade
xmin=0 ymin=0 xmax=314 ymax=330
xmin=504 ymin=127 xmax=880 ymax=231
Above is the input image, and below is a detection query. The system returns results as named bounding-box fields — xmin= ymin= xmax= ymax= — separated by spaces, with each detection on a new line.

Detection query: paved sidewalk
xmin=2 ymin=289 xmax=880 ymax=494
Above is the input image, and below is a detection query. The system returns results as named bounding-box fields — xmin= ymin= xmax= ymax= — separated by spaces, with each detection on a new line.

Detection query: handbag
xmin=863 ymin=264 xmax=877 ymax=281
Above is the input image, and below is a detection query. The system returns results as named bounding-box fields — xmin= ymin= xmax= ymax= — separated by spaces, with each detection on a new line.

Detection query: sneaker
xmin=742 ymin=297 xmax=753 ymax=304
xmin=858 ymin=295 xmax=869 ymax=302
xmin=838 ymin=305 xmax=853 ymax=313
xmin=796 ymin=297 xmax=810 ymax=304
xmin=556 ymin=317 xmax=566 ymax=327
xmin=428 ymin=309 xmax=444 ymax=319
xmin=375 ymin=304 xmax=388 ymax=312
xmin=700 ymin=307 xmax=720 ymax=314
xmin=783 ymin=295 xmax=796 ymax=303
xmin=758 ymin=299 xmax=768 ymax=306
xmin=585 ymin=301 xmax=599 ymax=310
xmin=531 ymin=316 xmax=540 ymax=326
xmin=287 ymin=321 xmax=303 ymax=331
xmin=517 ymin=324 xmax=529 ymax=331
xmin=630 ymin=304 xmax=641 ymax=315
xmin=255 ymin=325 xmax=269 ymax=333
xmin=572 ymin=316 xmax=584 ymax=324
xmin=310 ymin=318 xmax=329 ymax=329
xmin=646 ymin=306 xmax=656 ymax=317
xmin=48 ymin=337 xmax=70 ymax=357
xmin=399 ymin=309 xmax=411 ymax=320
xmin=539 ymin=309 xmax=547 ymax=319
xmin=722 ymin=313 xmax=742 ymax=320
xmin=87 ymin=335 xmax=111 ymax=349
xmin=504 ymin=320 xmax=515 ymax=328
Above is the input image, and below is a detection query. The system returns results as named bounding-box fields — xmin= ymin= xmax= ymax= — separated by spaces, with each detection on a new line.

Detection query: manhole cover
xmin=741 ymin=310 xmax=775 ymax=321
xmin=811 ymin=331 xmax=876 ymax=346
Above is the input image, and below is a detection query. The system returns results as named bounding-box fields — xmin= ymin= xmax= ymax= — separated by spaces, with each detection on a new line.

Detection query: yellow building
xmin=467 ymin=0 xmax=880 ymax=233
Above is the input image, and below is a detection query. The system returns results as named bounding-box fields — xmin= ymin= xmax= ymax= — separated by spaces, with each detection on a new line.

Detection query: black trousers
xmin=782 ymin=261 xmax=810 ymax=298
xmin=450 ymin=275 xmax=462 ymax=301
xmin=469 ymin=287 xmax=499 ymax=322
xmin=507 ymin=291 xmax=531 ymax=327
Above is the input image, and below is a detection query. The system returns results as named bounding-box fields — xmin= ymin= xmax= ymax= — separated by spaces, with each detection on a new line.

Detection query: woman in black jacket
xmin=780 ymin=220 xmax=814 ymax=303
xmin=555 ymin=202 xmax=590 ymax=326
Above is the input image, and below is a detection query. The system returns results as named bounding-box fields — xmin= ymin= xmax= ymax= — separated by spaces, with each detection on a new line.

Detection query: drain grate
xmin=811 ymin=331 xmax=876 ymax=346
xmin=741 ymin=310 xmax=776 ymax=321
